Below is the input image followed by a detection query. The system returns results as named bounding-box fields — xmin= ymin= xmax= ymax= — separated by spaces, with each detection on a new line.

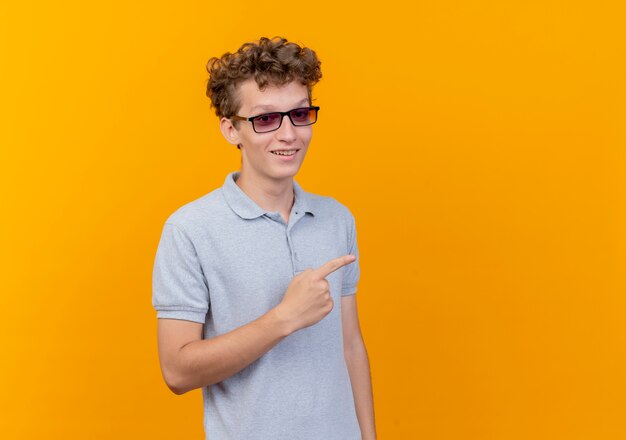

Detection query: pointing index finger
xmin=313 ymin=254 xmax=356 ymax=279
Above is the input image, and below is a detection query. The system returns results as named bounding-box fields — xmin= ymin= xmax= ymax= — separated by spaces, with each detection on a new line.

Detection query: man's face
xmin=221 ymin=78 xmax=313 ymax=182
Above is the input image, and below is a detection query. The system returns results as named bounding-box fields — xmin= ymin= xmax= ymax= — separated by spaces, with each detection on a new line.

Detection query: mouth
xmin=270 ymin=149 xmax=299 ymax=156
xmin=269 ymin=149 xmax=300 ymax=161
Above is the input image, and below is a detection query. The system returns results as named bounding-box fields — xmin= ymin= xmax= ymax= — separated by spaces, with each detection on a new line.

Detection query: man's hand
xmin=276 ymin=254 xmax=357 ymax=333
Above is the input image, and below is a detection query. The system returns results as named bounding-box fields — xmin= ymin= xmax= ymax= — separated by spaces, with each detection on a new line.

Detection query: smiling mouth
xmin=270 ymin=149 xmax=299 ymax=156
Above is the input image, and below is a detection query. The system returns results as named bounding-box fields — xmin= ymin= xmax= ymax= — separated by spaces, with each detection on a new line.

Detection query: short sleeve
xmin=341 ymin=211 xmax=361 ymax=296
xmin=152 ymin=222 xmax=210 ymax=323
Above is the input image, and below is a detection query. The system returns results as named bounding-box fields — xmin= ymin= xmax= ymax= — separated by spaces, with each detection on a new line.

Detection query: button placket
xmin=286 ymin=231 xmax=296 ymax=274
xmin=286 ymin=198 xmax=307 ymax=274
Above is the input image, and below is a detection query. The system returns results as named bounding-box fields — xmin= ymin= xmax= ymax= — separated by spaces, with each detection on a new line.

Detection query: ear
xmin=220 ymin=117 xmax=242 ymax=147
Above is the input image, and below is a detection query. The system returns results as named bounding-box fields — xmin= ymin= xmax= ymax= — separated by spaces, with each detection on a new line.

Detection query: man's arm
xmin=157 ymin=254 xmax=357 ymax=395
xmin=342 ymin=295 xmax=377 ymax=440
xmin=158 ymin=307 xmax=292 ymax=395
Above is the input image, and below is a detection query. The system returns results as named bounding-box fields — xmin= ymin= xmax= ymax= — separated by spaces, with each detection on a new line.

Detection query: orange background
xmin=1 ymin=1 xmax=625 ymax=438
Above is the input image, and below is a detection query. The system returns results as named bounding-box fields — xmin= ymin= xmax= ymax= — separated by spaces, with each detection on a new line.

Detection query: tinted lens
xmin=252 ymin=113 xmax=281 ymax=132
xmin=290 ymin=107 xmax=317 ymax=125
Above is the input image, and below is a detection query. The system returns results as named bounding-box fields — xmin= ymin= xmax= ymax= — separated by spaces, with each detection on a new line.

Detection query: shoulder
xmin=306 ymin=191 xmax=356 ymax=225
xmin=161 ymin=187 xmax=229 ymax=236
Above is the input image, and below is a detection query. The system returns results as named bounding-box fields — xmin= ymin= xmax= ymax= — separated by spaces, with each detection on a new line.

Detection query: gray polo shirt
xmin=152 ymin=170 xmax=361 ymax=440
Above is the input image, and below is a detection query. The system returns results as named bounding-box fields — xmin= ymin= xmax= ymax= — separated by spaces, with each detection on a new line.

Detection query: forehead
xmin=236 ymin=78 xmax=309 ymax=113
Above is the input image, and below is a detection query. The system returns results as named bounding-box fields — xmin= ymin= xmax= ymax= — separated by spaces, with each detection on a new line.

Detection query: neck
xmin=235 ymin=167 xmax=295 ymax=215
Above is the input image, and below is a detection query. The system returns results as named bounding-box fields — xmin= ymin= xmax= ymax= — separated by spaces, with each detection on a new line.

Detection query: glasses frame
xmin=230 ymin=106 xmax=320 ymax=133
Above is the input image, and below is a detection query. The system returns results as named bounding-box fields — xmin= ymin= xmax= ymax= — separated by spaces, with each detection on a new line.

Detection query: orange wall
xmin=1 ymin=1 xmax=625 ymax=438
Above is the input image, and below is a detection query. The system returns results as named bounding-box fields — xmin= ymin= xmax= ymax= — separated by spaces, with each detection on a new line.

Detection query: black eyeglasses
xmin=231 ymin=106 xmax=320 ymax=133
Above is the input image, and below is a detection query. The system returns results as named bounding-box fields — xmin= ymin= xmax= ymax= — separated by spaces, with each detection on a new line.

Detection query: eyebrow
xmin=249 ymin=98 xmax=310 ymax=113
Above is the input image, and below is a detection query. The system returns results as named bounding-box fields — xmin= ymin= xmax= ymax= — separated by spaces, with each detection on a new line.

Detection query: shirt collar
xmin=222 ymin=171 xmax=315 ymax=220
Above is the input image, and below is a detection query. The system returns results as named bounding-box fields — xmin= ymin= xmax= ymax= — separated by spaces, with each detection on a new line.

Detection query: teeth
xmin=271 ymin=150 xmax=296 ymax=156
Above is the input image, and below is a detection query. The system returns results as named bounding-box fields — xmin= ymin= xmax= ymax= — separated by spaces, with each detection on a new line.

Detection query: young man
xmin=152 ymin=36 xmax=376 ymax=440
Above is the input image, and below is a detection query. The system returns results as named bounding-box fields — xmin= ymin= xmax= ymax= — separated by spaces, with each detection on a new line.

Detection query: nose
xmin=275 ymin=114 xmax=297 ymax=142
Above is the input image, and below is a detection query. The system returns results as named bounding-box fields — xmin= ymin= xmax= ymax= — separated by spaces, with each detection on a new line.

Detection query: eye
xmin=290 ymin=108 xmax=310 ymax=123
xmin=254 ymin=113 xmax=280 ymax=126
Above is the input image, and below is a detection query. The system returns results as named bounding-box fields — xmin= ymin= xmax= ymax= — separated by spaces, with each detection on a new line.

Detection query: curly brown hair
xmin=205 ymin=36 xmax=322 ymax=126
